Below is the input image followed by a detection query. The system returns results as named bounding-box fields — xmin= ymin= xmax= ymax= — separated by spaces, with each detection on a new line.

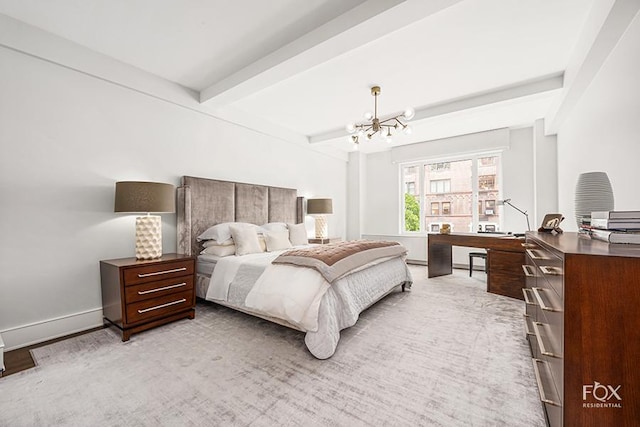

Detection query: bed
xmin=177 ymin=176 xmax=412 ymax=359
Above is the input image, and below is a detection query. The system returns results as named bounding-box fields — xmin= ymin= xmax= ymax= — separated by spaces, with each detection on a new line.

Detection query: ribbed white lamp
xmin=307 ymin=198 xmax=333 ymax=239
xmin=114 ymin=181 xmax=175 ymax=259
xmin=574 ymin=172 xmax=614 ymax=227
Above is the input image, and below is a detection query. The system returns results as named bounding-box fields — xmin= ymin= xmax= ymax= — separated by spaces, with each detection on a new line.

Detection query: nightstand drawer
xmin=125 ymin=275 xmax=194 ymax=304
xmin=126 ymin=289 xmax=194 ymax=324
xmin=123 ymin=260 xmax=194 ymax=286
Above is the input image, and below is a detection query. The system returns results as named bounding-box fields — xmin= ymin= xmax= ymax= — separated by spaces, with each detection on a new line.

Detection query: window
xmin=429 ymin=179 xmax=450 ymax=193
xmin=442 ymin=202 xmax=451 ymax=215
xmin=484 ymin=200 xmax=495 ymax=215
xmin=479 ymin=175 xmax=495 ymax=190
xmin=400 ymin=154 xmax=502 ymax=233
xmin=406 ymin=181 xmax=416 ymax=195
xmin=429 ymin=162 xmax=451 ymax=172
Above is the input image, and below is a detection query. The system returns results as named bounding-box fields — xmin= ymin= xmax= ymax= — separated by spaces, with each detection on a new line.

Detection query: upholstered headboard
xmin=177 ymin=176 xmax=304 ymax=256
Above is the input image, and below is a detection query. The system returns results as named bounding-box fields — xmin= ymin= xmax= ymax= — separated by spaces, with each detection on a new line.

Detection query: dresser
xmin=100 ymin=254 xmax=196 ymax=341
xmin=523 ymin=232 xmax=640 ymax=426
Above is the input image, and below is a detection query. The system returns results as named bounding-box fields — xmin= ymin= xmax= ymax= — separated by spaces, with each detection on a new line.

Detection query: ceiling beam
xmin=309 ymin=73 xmax=564 ymax=143
xmin=545 ymin=0 xmax=640 ymax=135
xmin=199 ymin=0 xmax=464 ymax=107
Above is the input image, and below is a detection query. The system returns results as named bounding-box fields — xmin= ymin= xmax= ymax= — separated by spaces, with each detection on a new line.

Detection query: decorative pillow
xmin=260 ymin=222 xmax=288 ymax=233
xmin=200 ymin=245 xmax=236 ymax=257
xmin=287 ymin=223 xmax=308 ymax=246
xmin=264 ymin=231 xmax=293 ymax=252
xmin=197 ymin=222 xmax=259 ymax=242
xmin=202 ymin=238 xmax=234 ymax=248
xmin=258 ymin=235 xmax=267 ymax=252
xmin=229 ymin=224 xmax=263 ymax=256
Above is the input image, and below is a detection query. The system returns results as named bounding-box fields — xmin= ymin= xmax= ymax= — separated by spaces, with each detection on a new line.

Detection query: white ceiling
xmin=0 ymin=0 xmax=594 ymax=153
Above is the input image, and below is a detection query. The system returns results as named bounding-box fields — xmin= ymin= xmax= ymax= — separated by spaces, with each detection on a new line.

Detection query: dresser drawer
xmin=123 ymin=260 xmax=194 ymax=286
xmin=125 ymin=275 xmax=194 ymax=304
xmin=527 ymin=247 xmax=563 ymax=295
xmin=126 ymin=289 xmax=194 ymax=324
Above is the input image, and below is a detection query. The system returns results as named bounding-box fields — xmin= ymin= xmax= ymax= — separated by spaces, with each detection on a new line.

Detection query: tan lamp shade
xmin=307 ymin=198 xmax=333 ymax=239
xmin=306 ymin=198 xmax=333 ymax=215
xmin=114 ymin=181 xmax=175 ymax=213
xmin=114 ymin=181 xmax=175 ymax=260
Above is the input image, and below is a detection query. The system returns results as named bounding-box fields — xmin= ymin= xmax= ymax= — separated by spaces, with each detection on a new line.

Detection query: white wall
xmin=556 ymin=13 xmax=640 ymax=230
xmin=0 ymin=46 xmax=347 ymax=349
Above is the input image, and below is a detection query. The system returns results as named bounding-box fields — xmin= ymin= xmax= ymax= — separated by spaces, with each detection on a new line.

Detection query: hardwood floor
xmin=1 ymin=326 xmax=105 ymax=377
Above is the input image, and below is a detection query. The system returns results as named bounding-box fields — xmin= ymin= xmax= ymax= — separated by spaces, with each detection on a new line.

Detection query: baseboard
xmin=0 ymin=308 xmax=104 ymax=351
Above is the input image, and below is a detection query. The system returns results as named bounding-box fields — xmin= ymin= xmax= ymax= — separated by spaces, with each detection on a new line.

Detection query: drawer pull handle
xmin=526 ymin=249 xmax=550 ymax=260
xmin=539 ymin=266 xmax=562 ymax=276
xmin=138 ymin=267 xmax=187 ymax=278
xmin=138 ymin=282 xmax=187 ymax=295
xmin=521 ymin=242 xmax=536 ymax=248
xmin=522 ymin=288 xmax=536 ymax=305
xmin=522 ymin=265 xmax=536 ymax=277
xmin=137 ymin=298 xmax=186 ymax=314
xmin=532 ymin=359 xmax=562 ymax=407
xmin=532 ymin=322 xmax=560 ymax=358
xmin=532 ymin=287 xmax=560 ymax=312
xmin=523 ymin=314 xmax=535 ymax=336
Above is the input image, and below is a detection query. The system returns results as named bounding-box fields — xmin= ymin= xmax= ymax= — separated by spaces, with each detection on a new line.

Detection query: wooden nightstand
xmin=308 ymin=237 xmax=342 ymax=244
xmin=100 ymin=253 xmax=196 ymax=341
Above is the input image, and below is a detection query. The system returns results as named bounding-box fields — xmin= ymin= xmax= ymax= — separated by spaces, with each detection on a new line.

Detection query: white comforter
xmin=205 ymin=249 xmax=412 ymax=359
xmin=205 ymin=250 xmax=330 ymax=331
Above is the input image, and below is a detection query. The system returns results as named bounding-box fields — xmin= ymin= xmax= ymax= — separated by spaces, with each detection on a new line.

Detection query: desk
xmin=427 ymin=232 xmax=525 ymax=300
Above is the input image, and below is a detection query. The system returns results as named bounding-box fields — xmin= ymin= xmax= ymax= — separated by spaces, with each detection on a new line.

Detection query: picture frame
xmin=538 ymin=213 xmax=564 ymax=233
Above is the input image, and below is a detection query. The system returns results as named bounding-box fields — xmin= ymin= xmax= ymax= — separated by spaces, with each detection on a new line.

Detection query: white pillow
xmin=287 ymin=223 xmax=308 ymax=246
xmin=197 ymin=222 xmax=259 ymax=242
xmin=260 ymin=222 xmax=288 ymax=233
xmin=264 ymin=231 xmax=293 ymax=252
xmin=200 ymin=245 xmax=236 ymax=257
xmin=202 ymin=238 xmax=234 ymax=248
xmin=229 ymin=224 xmax=263 ymax=256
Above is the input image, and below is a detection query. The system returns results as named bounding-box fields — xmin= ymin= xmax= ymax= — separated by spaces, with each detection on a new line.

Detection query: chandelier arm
xmin=394 ymin=118 xmax=407 ymax=127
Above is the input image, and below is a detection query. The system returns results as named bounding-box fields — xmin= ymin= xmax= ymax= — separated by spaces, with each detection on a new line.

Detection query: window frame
xmin=399 ymin=151 xmax=503 ymax=234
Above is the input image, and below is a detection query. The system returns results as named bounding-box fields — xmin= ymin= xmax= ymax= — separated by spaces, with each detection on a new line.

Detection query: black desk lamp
xmin=498 ymin=199 xmax=531 ymax=231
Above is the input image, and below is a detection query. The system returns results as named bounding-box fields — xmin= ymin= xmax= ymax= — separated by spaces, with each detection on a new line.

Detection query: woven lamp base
xmin=135 ymin=215 xmax=162 ymax=259
xmin=314 ymin=215 xmax=328 ymax=239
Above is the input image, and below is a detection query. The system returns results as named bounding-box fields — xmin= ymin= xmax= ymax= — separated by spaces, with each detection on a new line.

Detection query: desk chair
xmin=469 ymin=251 xmax=487 ymax=277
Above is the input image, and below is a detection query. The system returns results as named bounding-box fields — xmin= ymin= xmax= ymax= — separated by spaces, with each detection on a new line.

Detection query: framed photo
xmin=539 ymin=213 xmax=564 ymax=232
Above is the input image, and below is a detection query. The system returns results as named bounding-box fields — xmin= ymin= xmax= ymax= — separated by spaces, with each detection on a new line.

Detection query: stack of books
xmin=585 ymin=211 xmax=640 ymax=244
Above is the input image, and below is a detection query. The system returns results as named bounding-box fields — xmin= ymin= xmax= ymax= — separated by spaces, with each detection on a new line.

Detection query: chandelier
xmin=346 ymin=86 xmax=414 ymax=146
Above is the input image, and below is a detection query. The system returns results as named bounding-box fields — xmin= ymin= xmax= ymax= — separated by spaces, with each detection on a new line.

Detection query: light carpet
xmin=0 ymin=266 xmax=545 ymax=426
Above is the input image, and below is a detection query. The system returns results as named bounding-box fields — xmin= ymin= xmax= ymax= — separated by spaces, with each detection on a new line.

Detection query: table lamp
xmin=498 ymin=198 xmax=530 ymax=231
xmin=114 ymin=181 xmax=175 ymax=259
xmin=307 ymin=198 xmax=333 ymax=239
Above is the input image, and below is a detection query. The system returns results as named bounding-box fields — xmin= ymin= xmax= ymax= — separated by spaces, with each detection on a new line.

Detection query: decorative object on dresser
xmin=537 ymin=213 xmax=564 ymax=234
xmin=573 ymin=171 xmax=614 ymax=227
xmin=100 ymin=254 xmax=196 ymax=341
xmin=522 ymin=232 xmax=640 ymax=426
xmin=306 ymin=198 xmax=333 ymax=239
xmin=114 ymin=181 xmax=176 ymax=259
